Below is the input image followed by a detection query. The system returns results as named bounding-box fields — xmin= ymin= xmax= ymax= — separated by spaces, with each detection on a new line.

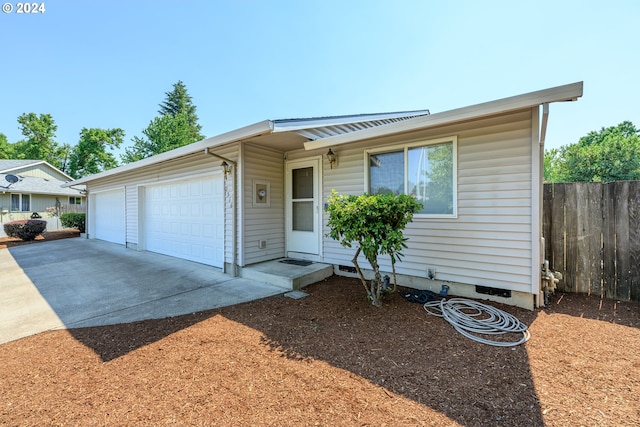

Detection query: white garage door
xmin=143 ymin=176 xmax=224 ymax=267
xmin=94 ymin=189 xmax=126 ymax=245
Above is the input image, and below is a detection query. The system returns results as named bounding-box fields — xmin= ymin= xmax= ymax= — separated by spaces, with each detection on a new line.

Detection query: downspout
xmin=205 ymin=148 xmax=238 ymax=277
xmin=539 ymin=103 xmax=549 ymax=146
xmin=538 ymin=102 xmax=563 ymax=304
xmin=538 ymin=103 xmax=551 ymax=306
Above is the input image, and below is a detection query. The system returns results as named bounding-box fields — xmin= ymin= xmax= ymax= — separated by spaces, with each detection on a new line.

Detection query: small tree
xmin=326 ymin=191 xmax=422 ymax=307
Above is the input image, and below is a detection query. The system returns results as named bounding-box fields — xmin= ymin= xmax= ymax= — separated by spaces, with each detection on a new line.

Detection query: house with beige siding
xmin=65 ymin=82 xmax=583 ymax=309
xmin=1 ymin=160 xmax=85 ymax=236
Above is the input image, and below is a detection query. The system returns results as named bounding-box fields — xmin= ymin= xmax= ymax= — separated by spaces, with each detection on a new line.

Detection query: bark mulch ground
xmin=0 ymin=229 xmax=80 ymax=250
xmin=1 ymin=236 xmax=638 ymax=426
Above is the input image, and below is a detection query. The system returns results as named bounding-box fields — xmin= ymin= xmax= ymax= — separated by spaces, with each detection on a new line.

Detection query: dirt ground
xmin=0 ymin=237 xmax=638 ymax=426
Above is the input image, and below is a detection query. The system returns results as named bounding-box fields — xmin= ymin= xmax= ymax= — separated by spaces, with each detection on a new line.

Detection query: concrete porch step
xmin=240 ymin=258 xmax=334 ymax=291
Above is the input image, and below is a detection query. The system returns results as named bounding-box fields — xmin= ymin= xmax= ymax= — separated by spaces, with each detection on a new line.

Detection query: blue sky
xmin=1 ymin=0 xmax=638 ymax=156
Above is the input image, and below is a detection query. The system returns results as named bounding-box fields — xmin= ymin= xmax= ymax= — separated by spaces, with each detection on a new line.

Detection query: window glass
xmin=292 ymin=201 xmax=314 ymax=231
xmin=292 ymin=167 xmax=313 ymax=199
xmin=408 ymin=143 xmax=454 ymax=214
xmin=368 ymin=139 xmax=455 ymax=216
xmin=369 ymin=151 xmax=404 ymax=195
xmin=21 ymin=194 xmax=30 ymax=212
xmin=11 ymin=194 xmax=20 ymax=211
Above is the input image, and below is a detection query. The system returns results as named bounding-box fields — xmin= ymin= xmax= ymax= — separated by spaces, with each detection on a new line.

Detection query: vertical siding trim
xmin=237 ymin=143 xmax=245 ymax=267
xmin=88 ymin=191 xmax=95 ymax=238
xmin=531 ymin=106 xmax=542 ymax=301
xmin=136 ymin=185 xmax=145 ymax=250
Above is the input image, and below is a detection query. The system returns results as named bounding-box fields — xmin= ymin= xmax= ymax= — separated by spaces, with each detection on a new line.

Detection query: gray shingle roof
xmin=0 ymin=173 xmax=83 ymax=196
xmin=0 ymin=160 xmax=44 ymax=172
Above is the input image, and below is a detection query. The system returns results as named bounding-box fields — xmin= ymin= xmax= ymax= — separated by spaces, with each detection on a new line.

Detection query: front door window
xmin=292 ymin=167 xmax=314 ymax=232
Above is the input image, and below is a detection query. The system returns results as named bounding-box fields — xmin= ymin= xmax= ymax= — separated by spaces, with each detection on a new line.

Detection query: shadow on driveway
xmin=0 ymin=238 xmax=284 ymax=354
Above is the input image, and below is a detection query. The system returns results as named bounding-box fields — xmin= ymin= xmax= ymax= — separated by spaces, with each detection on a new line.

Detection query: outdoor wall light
xmin=221 ymin=161 xmax=232 ymax=175
xmin=327 ymin=148 xmax=337 ymax=169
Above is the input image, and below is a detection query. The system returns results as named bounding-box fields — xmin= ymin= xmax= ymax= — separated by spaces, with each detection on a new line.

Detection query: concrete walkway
xmin=0 ymin=238 xmax=286 ymax=345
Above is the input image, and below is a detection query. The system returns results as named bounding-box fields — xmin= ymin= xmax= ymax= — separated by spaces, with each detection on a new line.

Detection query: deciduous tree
xmin=0 ymin=133 xmax=12 ymax=159
xmin=16 ymin=113 xmax=58 ymax=164
xmin=68 ymin=128 xmax=124 ymax=178
xmin=122 ymin=113 xmax=193 ymax=163
xmin=545 ymin=121 xmax=640 ymax=182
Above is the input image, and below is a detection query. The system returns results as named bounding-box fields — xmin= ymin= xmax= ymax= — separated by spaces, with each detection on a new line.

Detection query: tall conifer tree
xmin=123 ymin=81 xmax=204 ymax=163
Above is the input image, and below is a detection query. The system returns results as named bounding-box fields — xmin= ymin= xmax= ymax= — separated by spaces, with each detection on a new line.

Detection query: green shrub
xmin=326 ymin=191 xmax=422 ymax=307
xmin=3 ymin=220 xmax=48 ymax=241
xmin=60 ymin=213 xmax=86 ymax=233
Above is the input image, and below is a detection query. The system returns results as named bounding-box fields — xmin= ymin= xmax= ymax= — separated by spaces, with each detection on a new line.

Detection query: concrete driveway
xmin=0 ymin=238 xmax=285 ymax=345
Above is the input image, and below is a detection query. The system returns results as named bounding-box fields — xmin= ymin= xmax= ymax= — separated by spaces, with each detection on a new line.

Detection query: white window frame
xmin=10 ymin=193 xmax=31 ymax=212
xmin=364 ymin=136 xmax=458 ymax=219
xmin=69 ymin=196 xmax=82 ymax=205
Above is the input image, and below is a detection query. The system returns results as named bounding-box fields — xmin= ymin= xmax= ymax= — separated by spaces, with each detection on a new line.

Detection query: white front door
xmin=285 ymin=158 xmax=321 ymax=256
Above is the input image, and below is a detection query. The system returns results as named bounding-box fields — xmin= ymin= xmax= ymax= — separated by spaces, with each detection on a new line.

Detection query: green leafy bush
xmin=3 ymin=220 xmax=47 ymax=241
xmin=60 ymin=213 xmax=86 ymax=233
xmin=326 ymin=191 xmax=422 ymax=307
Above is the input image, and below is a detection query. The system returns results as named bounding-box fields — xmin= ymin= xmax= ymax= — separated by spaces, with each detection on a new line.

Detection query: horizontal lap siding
xmin=242 ymin=144 xmax=285 ymax=265
xmin=14 ymin=164 xmax=69 ymax=181
xmin=30 ymin=195 xmax=59 ymax=212
xmin=322 ymin=110 xmax=534 ymax=293
xmin=86 ymin=148 xmax=237 ymax=262
xmin=0 ymin=195 xmax=57 ymax=216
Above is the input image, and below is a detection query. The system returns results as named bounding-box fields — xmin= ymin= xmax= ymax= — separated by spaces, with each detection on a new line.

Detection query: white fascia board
xmin=273 ymin=110 xmax=431 ymax=132
xmin=64 ymin=120 xmax=274 ymax=186
xmin=304 ymin=82 xmax=583 ymax=150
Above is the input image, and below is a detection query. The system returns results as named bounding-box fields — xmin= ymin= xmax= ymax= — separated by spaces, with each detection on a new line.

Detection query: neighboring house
xmin=65 ymin=82 xmax=583 ymax=309
xmin=0 ymin=160 xmax=86 ymax=236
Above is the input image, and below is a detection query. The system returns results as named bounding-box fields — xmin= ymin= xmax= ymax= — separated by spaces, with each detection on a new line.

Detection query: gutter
xmin=63 ymin=120 xmax=273 ymax=187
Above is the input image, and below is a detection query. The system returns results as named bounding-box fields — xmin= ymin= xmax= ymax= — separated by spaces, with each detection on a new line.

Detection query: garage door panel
xmin=144 ymin=176 xmax=223 ymax=267
xmin=95 ymin=189 xmax=125 ymax=245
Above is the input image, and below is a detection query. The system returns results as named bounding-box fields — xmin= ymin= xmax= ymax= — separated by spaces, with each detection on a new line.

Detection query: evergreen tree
xmin=158 ymin=80 xmax=204 ymax=139
xmin=123 ymin=81 xmax=204 ymax=163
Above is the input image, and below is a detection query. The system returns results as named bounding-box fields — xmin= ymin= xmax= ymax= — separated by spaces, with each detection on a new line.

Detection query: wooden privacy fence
xmin=543 ymin=181 xmax=640 ymax=302
xmin=59 ymin=203 xmax=86 ymax=214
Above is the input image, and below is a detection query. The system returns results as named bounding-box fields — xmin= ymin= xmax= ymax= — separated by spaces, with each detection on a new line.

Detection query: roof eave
xmin=272 ymin=110 xmax=431 ymax=132
xmin=63 ymin=120 xmax=274 ymax=186
xmin=303 ymin=81 xmax=584 ymax=150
